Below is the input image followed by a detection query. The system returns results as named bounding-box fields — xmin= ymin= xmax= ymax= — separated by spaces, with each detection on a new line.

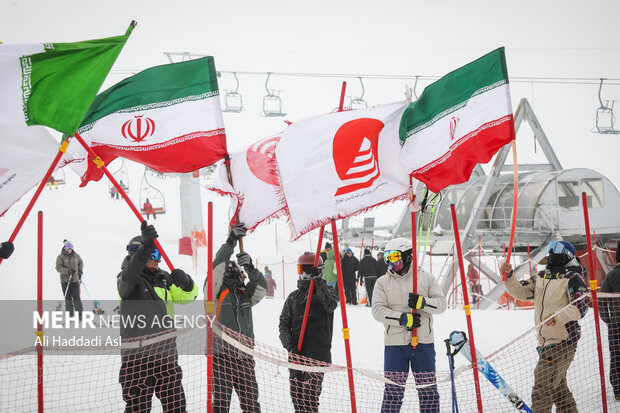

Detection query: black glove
xmin=141 ymin=220 xmax=158 ymax=250
xmin=236 ymin=252 xmax=254 ymax=272
xmin=0 ymin=241 xmax=14 ymax=259
xmin=227 ymin=223 xmax=247 ymax=245
xmin=171 ymin=269 xmax=193 ymax=290
xmin=399 ymin=312 xmax=422 ymax=330
xmin=78 ymin=270 xmax=83 ymax=280
xmin=309 ymin=266 xmax=322 ymax=280
xmin=68 ymin=269 xmax=75 ymax=277
xmin=408 ymin=293 xmax=426 ymax=310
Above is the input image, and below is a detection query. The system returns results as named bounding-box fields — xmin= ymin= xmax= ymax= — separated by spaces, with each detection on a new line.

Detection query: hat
xmin=63 ymin=239 xmax=73 ymax=251
xmin=345 ymin=248 xmax=353 ymax=253
xmin=325 ymin=242 xmax=332 ymax=249
xmin=364 ymin=248 xmax=371 ymax=255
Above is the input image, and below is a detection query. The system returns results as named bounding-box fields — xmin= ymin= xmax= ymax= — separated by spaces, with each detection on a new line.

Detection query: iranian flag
xmin=0 ymin=23 xmax=134 ymax=135
xmin=274 ymin=102 xmax=411 ymax=239
xmin=400 ymin=47 xmax=515 ymax=192
xmin=64 ymin=57 xmax=228 ymax=186
xmin=211 ymin=133 xmax=285 ymax=231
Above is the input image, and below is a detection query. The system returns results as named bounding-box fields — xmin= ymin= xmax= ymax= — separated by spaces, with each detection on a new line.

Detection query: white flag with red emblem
xmin=211 ymin=133 xmax=285 ymax=230
xmin=274 ymin=102 xmax=411 ymax=238
xmin=62 ymin=57 xmax=227 ymax=186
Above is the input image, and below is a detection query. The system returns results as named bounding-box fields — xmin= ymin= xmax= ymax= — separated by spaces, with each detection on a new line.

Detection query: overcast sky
xmin=3 ymin=0 xmax=620 ymax=214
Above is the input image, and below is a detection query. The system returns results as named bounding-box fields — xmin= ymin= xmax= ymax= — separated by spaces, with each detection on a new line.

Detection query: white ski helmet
xmin=384 ymin=237 xmax=413 ymax=252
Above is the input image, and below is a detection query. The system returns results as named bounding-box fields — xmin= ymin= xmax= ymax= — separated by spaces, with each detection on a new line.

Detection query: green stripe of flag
xmin=399 ymin=47 xmax=508 ymax=142
xmin=23 ymin=22 xmax=135 ymax=134
xmin=77 ymin=57 xmax=219 ymax=131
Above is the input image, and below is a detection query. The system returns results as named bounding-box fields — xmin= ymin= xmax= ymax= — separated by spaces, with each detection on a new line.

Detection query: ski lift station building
xmin=390 ymin=99 xmax=620 ymax=307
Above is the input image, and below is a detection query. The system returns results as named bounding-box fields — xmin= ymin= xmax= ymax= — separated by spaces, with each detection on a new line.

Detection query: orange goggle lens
xmin=297 ymin=264 xmax=303 ymax=275
xmin=384 ymin=250 xmax=402 ymax=263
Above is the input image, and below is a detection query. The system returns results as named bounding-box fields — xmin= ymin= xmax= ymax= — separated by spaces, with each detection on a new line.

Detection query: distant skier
xmin=600 ymin=241 xmax=620 ymax=400
xmin=358 ymin=248 xmax=379 ymax=306
xmin=279 ymin=252 xmax=338 ymax=413
xmin=341 ymin=248 xmax=359 ymax=305
xmin=264 ymin=267 xmax=277 ymax=298
xmin=372 ymin=238 xmax=447 ymax=413
xmin=467 ymin=263 xmax=482 ymax=304
xmin=501 ymin=240 xmax=589 ymax=413
xmin=321 ymin=249 xmax=337 ymax=289
xmin=55 ymin=240 xmax=83 ymax=319
xmin=376 ymin=251 xmax=388 ymax=277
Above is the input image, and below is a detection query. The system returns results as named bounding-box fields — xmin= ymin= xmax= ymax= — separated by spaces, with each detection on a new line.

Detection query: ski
xmin=450 ymin=331 xmax=533 ymax=413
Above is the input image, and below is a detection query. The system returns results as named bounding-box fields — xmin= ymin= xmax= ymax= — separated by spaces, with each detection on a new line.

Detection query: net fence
xmin=0 ymin=293 xmax=617 ymax=412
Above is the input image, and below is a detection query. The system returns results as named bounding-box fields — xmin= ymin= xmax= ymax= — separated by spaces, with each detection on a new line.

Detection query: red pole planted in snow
xmin=206 ymin=202 xmax=214 ymax=413
xmin=450 ymin=204 xmax=484 ymax=413
xmin=297 ymin=226 xmax=324 ymax=352
xmin=72 ymin=133 xmax=175 ymax=272
xmin=0 ymin=137 xmax=71 ymax=266
xmin=331 ymin=219 xmax=357 ymax=413
xmin=581 ymin=192 xmax=608 ymax=413
xmin=37 ymin=211 xmax=44 ymax=413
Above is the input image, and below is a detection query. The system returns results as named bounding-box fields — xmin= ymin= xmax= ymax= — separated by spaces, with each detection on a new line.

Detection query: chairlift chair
xmin=51 ymin=168 xmax=66 ymax=185
xmin=140 ymin=167 xmax=166 ymax=216
xmin=222 ymin=73 xmax=243 ymax=113
xmin=349 ymin=77 xmax=368 ymax=110
xmin=108 ymin=159 xmax=130 ymax=195
xmin=594 ymin=78 xmax=620 ymax=135
xmin=262 ymin=73 xmax=286 ymax=117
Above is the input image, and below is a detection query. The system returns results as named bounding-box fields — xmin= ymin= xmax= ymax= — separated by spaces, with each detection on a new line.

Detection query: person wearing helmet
xmin=279 ymin=252 xmax=338 ymax=413
xmin=206 ymin=222 xmax=267 ymax=413
xmin=501 ymin=240 xmax=589 ymax=412
xmin=117 ymin=221 xmax=198 ymax=412
xmin=371 ymin=237 xmax=447 ymax=413
xmin=55 ymin=239 xmax=84 ymax=319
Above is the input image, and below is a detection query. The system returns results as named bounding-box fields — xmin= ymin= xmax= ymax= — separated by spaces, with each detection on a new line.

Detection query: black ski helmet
xmin=127 ymin=235 xmax=142 ymax=254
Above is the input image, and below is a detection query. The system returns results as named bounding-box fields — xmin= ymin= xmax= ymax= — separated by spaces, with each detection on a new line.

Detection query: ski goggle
xmin=151 ymin=248 xmax=161 ymax=261
xmin=384 ymin=250 xmax=402 ymax=263
xmin=64 ymin=243 xmax=73 ymax=250
xmin=547 ymin=241 xmax=574 ymax=258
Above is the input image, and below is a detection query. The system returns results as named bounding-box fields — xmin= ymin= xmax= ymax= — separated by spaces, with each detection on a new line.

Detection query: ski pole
xmin=444 ymin=338 xmax=459 ymax=413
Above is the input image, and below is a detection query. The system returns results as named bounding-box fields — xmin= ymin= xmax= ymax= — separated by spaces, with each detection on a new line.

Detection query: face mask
xmin=389 ymin=260 xmax=406 ymax=274
xmin=546 ymin=252 xmax=570 ymax=269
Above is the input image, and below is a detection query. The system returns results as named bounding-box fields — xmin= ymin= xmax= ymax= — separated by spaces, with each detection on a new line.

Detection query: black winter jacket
xmin=601 ymin=264 xmax=620 ymax=324
xmin=358 ymin=254 xmax=379 ymax=281
xmin=279 ymin=278 xmax=338 ymax=363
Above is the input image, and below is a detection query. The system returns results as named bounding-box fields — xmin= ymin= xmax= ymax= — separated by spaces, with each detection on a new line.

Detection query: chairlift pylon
xmin=348 ymin=77 xmax=368 ymax=110
xmin=595 ymin=78 xmax=620 ymax=135
xmin=222 ymin=72 xmax=243 ymax=113
xmin=140 ymin=167 xmax=166 ymax=217
xmin=262 ymin=73 xmax=286 ymax=117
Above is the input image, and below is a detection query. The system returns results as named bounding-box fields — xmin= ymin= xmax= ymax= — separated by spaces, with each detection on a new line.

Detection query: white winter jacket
xmin=372 ymin=267 xmax=447 ymax=346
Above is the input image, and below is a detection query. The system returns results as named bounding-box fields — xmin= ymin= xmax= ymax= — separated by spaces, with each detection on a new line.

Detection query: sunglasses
xmin=384 ymin=250 xmax=402 ymax=263
xmin=151 ymin=248 xmax=161 ymax=261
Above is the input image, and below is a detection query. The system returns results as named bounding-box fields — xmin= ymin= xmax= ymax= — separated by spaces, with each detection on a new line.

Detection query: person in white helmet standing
xmin=371 ymin=237 xmax=447 ymax=413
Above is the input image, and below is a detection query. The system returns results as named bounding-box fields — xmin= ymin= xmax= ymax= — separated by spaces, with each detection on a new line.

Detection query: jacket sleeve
xmin=117 ymin=253 xmax=148 ymax=299
xmin=78 ymin=254 xmax=84 ymax=275
xmin=504 ymin=272 xmax=536 ymax=301
xmin=371 ymin=278 xmax=402 ymax=326
xmin=314 ymin=279 xmax=338 ymax=313
xmin=246 ymin=267 xmax=267 ymax=306
xmin=169 ymin=278 xmax=199 ymax=303
xmin=213 ymin=242 xmax=234 ymax=269
xmin=556 ymin=272 xmax=589 ymax=324
xmin=421 ymin=271 xmax=447 ymax=315
xmin=55 ymin=255 xmax=68 ymax=276
xmin=279 ymin=294 xmax=294 ymax=351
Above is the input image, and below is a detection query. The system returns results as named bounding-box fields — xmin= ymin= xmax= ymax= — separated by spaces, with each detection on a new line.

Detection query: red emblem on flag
xmin=450 ymin=116 xmax=460 ymax=141
xmin=333 ymin=118 xmax=384 ymax=196
xmin=247 ymin=135 xmax=281 ymax=186
xmin=121 ymin=115 xmax=156 ymax=142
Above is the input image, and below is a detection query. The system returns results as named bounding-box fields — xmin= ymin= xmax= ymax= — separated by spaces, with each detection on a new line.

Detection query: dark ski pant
xmin=381 ymin=343 xmax=439 ymax=413
xmin=609 ymin=323 xmax=620 ymax=397
xmin=60 ymin=282 xmax=83 ymax=318
xmin=344 ymin=277 xmax=357 ymax=304
xmin=119 ymin=349 xmax=186 ymax=412
xmin=289 ymin=369 xmax=324 ymax=413
xmin=213 ymin=354 xmax=261 ymax=412
xmin=531 ymin=342 xmax=577 ymax=413
xmin=364 ymin=276 xmax=377 ymax=306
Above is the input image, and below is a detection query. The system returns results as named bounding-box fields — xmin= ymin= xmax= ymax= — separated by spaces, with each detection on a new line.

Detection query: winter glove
xmin=309 ymin=266 xmax=322 ymax=280
xmin=171 ymin=269 xmax=193 ymax=290
xmin=227 ymin=222 xmax=247 ymax=246
xmin=78 ymin=270 xmax=83 ymax=280
xmin=140 ymin=220 xmax=158 ymax=250
xmin=68 ymin=269 xmax=75 ymax=277
xmin=408 ymin=293 xmax=426 ymax=310
xmin=236 ymin=252 xmax=254 ymax=272
xmin=0 ymin=241 xmax=14 ymax=259
xmin=399 ymin=312 xmax=422 ymax=330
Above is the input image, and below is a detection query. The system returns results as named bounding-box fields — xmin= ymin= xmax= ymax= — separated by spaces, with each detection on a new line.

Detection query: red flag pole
xmin=37 ymin=211 xmax=44 ymax=413
xmin=223 ymin=155 xmax=244 ymax=252
xmin=72 ymin=132 xmax=175 ymax=271
xmin=582 ymin=192 xmax=609 ymax=413
xmin=0 ymin=138 xmax=71 ymax=266
xmin=331 ymin=219 xmax=357 ymax=413
xmin=297 ymin=80 xmax=347 ymax=352
xmin=502 ymin=140 xmax=519 ymax=281
xmin=206 ymin=202 xmax=214 ymax=413
xmin=451 ymin=204 xmax=483 ymax=413
xmin=409 ymin=177 xmax=418 ymax=348
xmin=297 ymin=226 xmax=324 ymax=351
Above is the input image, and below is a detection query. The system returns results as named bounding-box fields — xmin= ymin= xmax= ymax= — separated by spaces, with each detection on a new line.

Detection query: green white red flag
xmin=400 ymin=47 xmax=515 ymax=192
xmin=63 ymin=57 xmax=228 ymax=186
